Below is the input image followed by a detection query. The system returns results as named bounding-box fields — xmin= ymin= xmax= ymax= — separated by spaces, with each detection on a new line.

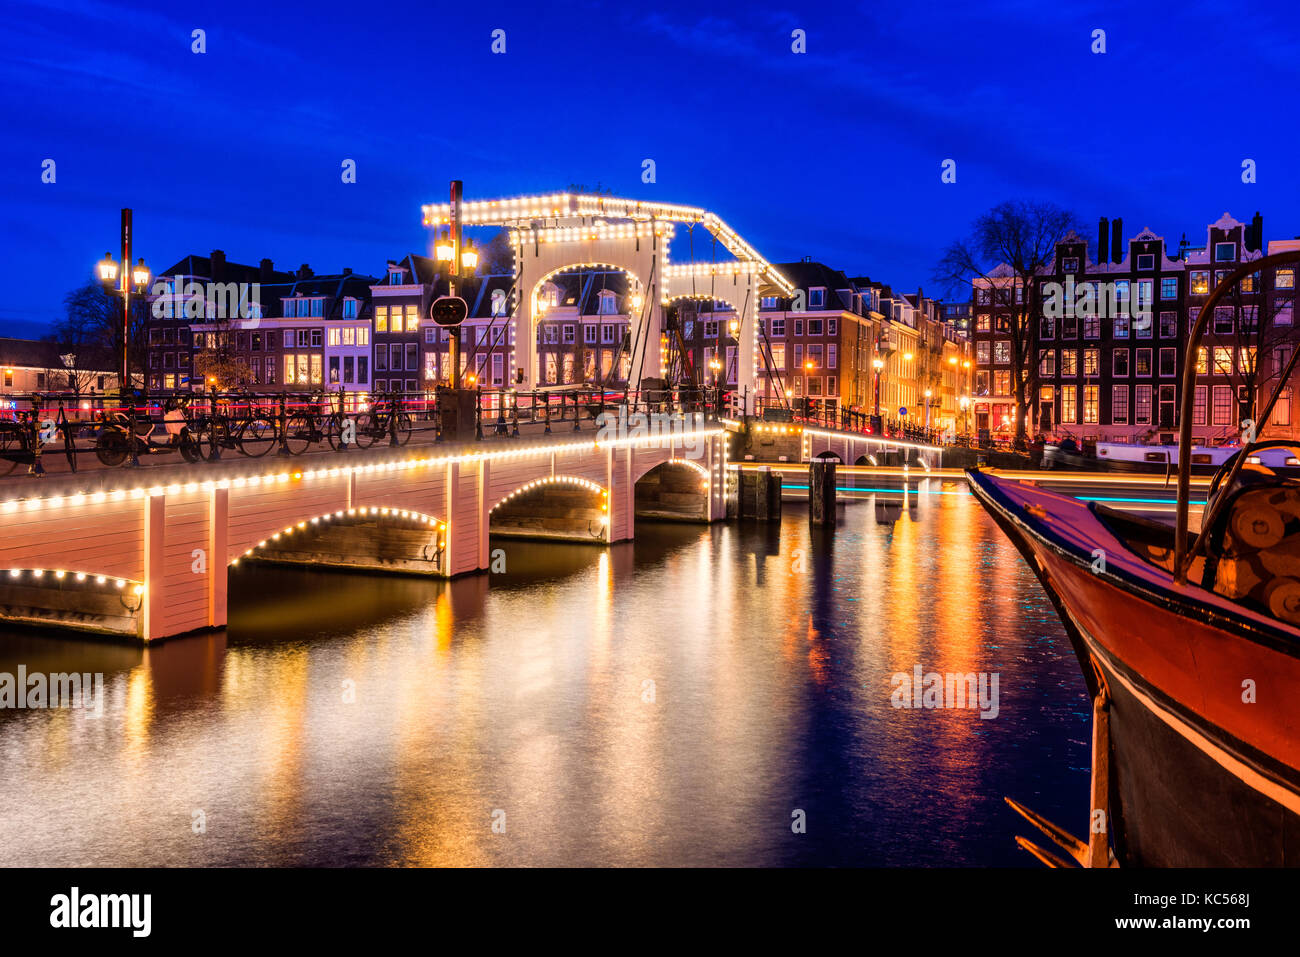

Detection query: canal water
xmin=0 ymin=479 xmax=1091 ymax=866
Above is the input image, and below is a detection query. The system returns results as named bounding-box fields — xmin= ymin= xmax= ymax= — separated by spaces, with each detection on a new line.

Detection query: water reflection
xmin=0 ymin=484 xmax=1089 ymax=866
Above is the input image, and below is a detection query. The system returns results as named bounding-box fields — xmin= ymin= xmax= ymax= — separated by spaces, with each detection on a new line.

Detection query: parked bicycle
xmin=94 ymin=397 xmax=206 ymax=467
xmin=353 ymin=391 xmax=412 ymax=448
xmin=282 ymin=394 xmax=355 ymax=455
xmin=188 ymin=394 xmax=280 ymax=459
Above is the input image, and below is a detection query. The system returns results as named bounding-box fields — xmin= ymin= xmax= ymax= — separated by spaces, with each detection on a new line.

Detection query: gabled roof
xmin=257 ymin=274 xmax=379 ymax=319
xmin=158 ymin=254 xmax=294 ymax=285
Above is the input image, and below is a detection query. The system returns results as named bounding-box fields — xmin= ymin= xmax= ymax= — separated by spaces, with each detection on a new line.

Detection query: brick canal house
xmin=146 ymin=251 xmax=377 ymax=400
xmin=971 ymin=211 xmax=1298 ymax=446
xmin=750 ymin=261 xmax=883 ymax=421
xmin=534 ymin=268 xmax=632 ymax=389
xmin=372 ymin=253 xmax=515 ymax=392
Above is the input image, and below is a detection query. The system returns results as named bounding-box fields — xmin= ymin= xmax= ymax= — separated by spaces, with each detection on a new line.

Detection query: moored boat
xmin=972 ymin=247 xmax=1300 ymax=867
xmin=967 ymin=466 xmax=1300 ymax=865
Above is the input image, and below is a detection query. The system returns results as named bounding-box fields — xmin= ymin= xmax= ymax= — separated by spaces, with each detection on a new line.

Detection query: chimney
xmin=1247 ymin=211 xmax=1264 ymax=252
xmin=297 ymin=263 xmax=313 ymax=280
xmin=342 ymin=267 xmax=352 ymax=276
xmin=1097 ymin=217 xmax=1109 ymax=265
xmin=1111 ymin=217 xmax=1124 ymax=264
xmin=211 ymin=249 xmax=226 ymax=282
xmin=259 ymin=258 xmax=274 ymax=283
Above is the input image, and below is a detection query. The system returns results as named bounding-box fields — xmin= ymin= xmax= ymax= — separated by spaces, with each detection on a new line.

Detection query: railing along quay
xmin=0 ymin=384 xmax=723 ymax=479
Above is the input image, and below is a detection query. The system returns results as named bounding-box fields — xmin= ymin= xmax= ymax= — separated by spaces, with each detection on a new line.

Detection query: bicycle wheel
xmin=352 ymin=412 xmax=378 ymax=449
xmin=179 ymin=429 xmax=205 ymax=464
xmin=325 ymin=414 xmax=349 ymax=451
xmin=393 ymin=412 xmax=413 ymax=446
xmin=283 ymin=413 xmax=314 ymax=455
xmin=95 ymin=429 xmax=128 ymax=467
xmin=237 ymin=416 xmax=278 ymax=457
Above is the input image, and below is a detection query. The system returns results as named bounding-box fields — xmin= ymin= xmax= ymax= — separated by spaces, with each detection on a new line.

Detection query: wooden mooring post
xmin=809 ymin=458 xmax=836 ymax=525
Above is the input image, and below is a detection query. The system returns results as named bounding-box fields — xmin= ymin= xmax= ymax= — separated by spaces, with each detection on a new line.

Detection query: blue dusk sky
xmin=1 ymin=0 xmax=1297 ymax=334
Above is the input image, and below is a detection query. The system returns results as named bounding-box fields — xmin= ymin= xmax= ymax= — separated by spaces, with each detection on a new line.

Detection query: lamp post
xmin=924 ymin=388 xmax=932 ymax=434
xmin=436 ymin=180 xmax=477 ymax=392
xmin=709 ymin=355 xmax=723 ymax=417
xmin=959 ymin=395 xmax=970 ymax=439
xmin=872 ymin=357 xmax=884 ymax=416
xmin=95 ymin=208 xmax=149 ymax=398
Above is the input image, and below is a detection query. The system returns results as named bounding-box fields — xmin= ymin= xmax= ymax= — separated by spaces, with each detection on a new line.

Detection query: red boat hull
xmin=967 ymin=468 xmax=1300 ymax=866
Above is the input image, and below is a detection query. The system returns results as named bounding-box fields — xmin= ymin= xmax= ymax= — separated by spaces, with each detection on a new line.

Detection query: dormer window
xmin=1214 ymin=242 xmax=1236 ymax=262
xmin=599 ymin=291 xmax=618 ymax=314
xmin=343 ymin=298 xmax=358 ymax=318
xmin=808 ymin=287 xmax=825 ymax=308
xmin=389 ymin=269 xmax=405 ymax=285
xmin=761 ymin=296 xmax=778 ymax=310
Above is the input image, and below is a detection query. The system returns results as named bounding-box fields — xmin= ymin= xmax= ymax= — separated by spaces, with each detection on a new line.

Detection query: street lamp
xmin=94 ymin=209 xmax=148 ymax=398
xmin=924 ymin=388 xmax=932 ymax=432
xmin=959 ymin=394 xmax=970 ymax=437
xmin=709 ymin=356 xmax=723 ymax=417
xmin=435 ymin=230 xmax=454 ymax=263
xmin=872 ymin=357 xmax=884 ymax=417
xmin=460 ymin=239 xmax=478 ymax=272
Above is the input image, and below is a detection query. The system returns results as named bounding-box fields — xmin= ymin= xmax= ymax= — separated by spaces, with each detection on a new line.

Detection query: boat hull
xmin=967 ymin=468 xmax=1300 ymax=866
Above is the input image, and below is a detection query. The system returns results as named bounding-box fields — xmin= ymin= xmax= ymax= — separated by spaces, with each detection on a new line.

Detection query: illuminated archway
xmin=234 ymin=507 xmax=448 ymax=574
xmin=529 ymin=263 xmax=647 ymax=388
xmin=489 ymin=475 xmax=609 ymax=542
xmin=633 ymin=459 xmax=711 ymax=522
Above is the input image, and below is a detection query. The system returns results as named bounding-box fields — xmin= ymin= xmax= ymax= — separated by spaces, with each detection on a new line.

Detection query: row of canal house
xmin=971 ymin=212 xmax=1299 ymax=445
xmin=142 ymin=249 xmax=975 ymax=432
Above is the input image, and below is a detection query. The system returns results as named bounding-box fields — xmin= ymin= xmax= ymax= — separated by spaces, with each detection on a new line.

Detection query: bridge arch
xmin=633 ymin=458 xmax=711 ymax=522
xmin=233 ymin=507 xmax=448 ymax=575
xmin=0 ymin=566 xmax=146 ymax=638
xmin=489 ymin=475 xmax=609 ymax=543
xmin=527 ymin=263 xmax=649 ymax=388
xmin=514 ymin=227 xmax=666 ymax=390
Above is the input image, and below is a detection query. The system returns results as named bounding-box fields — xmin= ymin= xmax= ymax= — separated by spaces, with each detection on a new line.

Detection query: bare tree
xmin=192 ymin=318 xmax=254 ymax=390
xmin=935 ymin=200 xmax=1080 ymax=447
xmin=60 ymin=280 xmax=147 ymax=387
xmin=477 ymin=229 xmax=514 ymax=276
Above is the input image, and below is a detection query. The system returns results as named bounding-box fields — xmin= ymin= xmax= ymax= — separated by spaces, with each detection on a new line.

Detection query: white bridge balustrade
xmin=0 ymin=424 xmax=727 ymax=641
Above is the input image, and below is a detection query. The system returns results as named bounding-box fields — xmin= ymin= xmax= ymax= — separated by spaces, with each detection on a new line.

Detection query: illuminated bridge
xmin=0 ymin=417 xmax=727 ymax=641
